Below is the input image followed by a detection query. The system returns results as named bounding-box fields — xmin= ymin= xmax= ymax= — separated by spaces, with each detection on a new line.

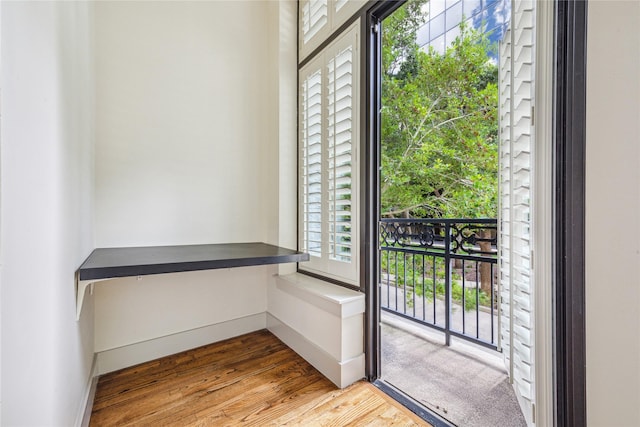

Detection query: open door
xmin=498 ymin=1 xmax=536 ymax=425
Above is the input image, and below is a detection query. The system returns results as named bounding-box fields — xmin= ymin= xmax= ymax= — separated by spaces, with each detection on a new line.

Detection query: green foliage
xmin=381 ymin=1 xmax=499 ymax=219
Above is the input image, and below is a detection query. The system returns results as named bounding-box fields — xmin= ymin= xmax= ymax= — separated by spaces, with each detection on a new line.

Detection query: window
xmin=299 ymin=0 xmax=366 ymax=61
xmin=299 ymin=22 xmax=360 ymax=285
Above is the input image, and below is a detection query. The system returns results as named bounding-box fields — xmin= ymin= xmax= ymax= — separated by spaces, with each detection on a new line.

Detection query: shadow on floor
xmin=381 ymin=312 xmax=527 ymax=427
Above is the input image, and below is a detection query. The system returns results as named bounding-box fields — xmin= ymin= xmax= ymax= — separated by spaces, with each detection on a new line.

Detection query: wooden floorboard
xmin=90 ymin=330 xmax=430 ymax=426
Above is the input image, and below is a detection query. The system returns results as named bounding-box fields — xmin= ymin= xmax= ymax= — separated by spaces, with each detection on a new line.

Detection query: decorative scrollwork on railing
xmin=450 ymin=223 xmax=497 ymax=257
xmin=380 ymin=221 xmax=442 ymax=249
xmin=379 ymin=219 xmax=497 ymax=259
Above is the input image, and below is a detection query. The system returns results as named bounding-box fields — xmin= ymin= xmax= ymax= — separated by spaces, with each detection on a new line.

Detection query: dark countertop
xmin=78 ymin=242 xmax=309 ymax=281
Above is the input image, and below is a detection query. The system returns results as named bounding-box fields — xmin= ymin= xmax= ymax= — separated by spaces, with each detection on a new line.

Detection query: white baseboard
xmin=78 ymin=377 xmax=98 ymax=427
xmin=76 ymin=354 xmax=98 ymax=427
xmin=95 ymin=313 xmax=267 ymax=375
xmin=267 ymin=313 xmax=364 ymax=388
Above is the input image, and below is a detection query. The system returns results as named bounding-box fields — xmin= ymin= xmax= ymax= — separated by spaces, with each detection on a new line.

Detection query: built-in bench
xmin=76 ymin=242 xmax=309 ymax=319
xmin=268 ymin=273 xmax=365 ymax=387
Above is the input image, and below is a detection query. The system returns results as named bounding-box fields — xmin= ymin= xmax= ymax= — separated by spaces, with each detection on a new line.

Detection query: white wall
xmin=94 ymin=0 xmax=277 ymax=247
xmin=92 ymin=1 xmax=283 ymax=362
xmin=0 ymin=2 xmax=95 ymax=425
xmin=93 ymin=266 xmax=270 ymax=364
xmin=586 ymin=1 xmax=640 ymax=425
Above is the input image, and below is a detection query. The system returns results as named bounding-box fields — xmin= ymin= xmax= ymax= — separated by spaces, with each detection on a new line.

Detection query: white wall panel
xmin=0 ymin=2 xmax=95 ymax=424
xmin=94 ymin=267 xmax=269 ymax=352
xmin=94 ymin=1 xmax=274 ymax=248
xmin=586 ymin=1 xmax=640 ymax=425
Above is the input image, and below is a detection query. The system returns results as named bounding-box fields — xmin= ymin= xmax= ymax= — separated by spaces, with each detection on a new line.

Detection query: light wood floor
xmin=90 ymin=329 xmax=430 ymax=426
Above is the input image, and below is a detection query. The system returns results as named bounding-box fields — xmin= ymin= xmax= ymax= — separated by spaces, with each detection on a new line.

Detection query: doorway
xmin=366 ymin=1 xmax=545 ymax=425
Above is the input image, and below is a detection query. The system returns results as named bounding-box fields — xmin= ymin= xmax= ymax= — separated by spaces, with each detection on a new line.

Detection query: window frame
xmin=298 ymin=20 xmax=361 ymax=287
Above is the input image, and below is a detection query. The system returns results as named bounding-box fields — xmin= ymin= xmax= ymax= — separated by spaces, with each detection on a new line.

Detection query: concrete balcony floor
xmin=381 ymin=311 xmax=527 ymax=427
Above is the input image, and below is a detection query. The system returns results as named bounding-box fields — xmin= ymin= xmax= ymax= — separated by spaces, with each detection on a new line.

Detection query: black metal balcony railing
xmin=379 ymin=218 xmax=499 ymax=350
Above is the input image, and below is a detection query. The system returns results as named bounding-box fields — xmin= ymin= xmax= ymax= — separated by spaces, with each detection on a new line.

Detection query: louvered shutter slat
xmin=499 ymin=3 xmax=536 ymax=425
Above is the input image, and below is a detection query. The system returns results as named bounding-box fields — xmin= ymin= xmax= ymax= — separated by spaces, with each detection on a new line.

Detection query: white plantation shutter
xmin=327 ymin=45 xmax=354 ymax=263
xmin=498 ymin=1 xmax=536 ymax=425
xmin=301 ymin=0 xmax=328 ymax=46
xmin=299 ymin=22 xmax=359 ymax=285
xmin=334 ymin=0 xmax=349 ymax=13
xmin=499 ymin=16 xmax=513 ymax=372
xmin=300 ymin=0 xmax=366 ymax=61
xmin=333 ymin=1 xmax=367 ymax=29
xmin=302 ymin=68 xmax=324 ymax=258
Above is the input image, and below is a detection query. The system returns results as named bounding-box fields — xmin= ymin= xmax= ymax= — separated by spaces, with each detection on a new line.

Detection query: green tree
xmin=381 ymin=2 xmax=499 ymax=220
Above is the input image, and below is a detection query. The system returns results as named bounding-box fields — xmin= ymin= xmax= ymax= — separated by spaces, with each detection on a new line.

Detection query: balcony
xmin=379 ymin=218 xmax=526 ymax=426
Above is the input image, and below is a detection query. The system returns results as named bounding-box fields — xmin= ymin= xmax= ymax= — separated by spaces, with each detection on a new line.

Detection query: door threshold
xmin=372 ymin=379 xmax=456 ymax=427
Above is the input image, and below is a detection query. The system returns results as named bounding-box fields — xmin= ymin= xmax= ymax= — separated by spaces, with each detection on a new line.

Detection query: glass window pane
xmin=446 ymin=1 xmax=463 ymax=31
xmin=463 ymin=0 xmax=482 ymax=18
xmin=430 ymin=11 xmax=445 ymax=38
xmin=445 ymin=25 xmax=461 ymax=48
xmin=466 ymin=16 xmax=475 ymax=30
xmin=429 ymin=0 xmax=446 ymax=18
xmin=446 ymin=0 xmax=461 ymax=9
xmin=417 ymin=22 xmax=431 ymax=47
xmin=431 ymin=33 xmax=446 ymax=55
xmin=483 ymin=0 xmax=510 ymax=43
